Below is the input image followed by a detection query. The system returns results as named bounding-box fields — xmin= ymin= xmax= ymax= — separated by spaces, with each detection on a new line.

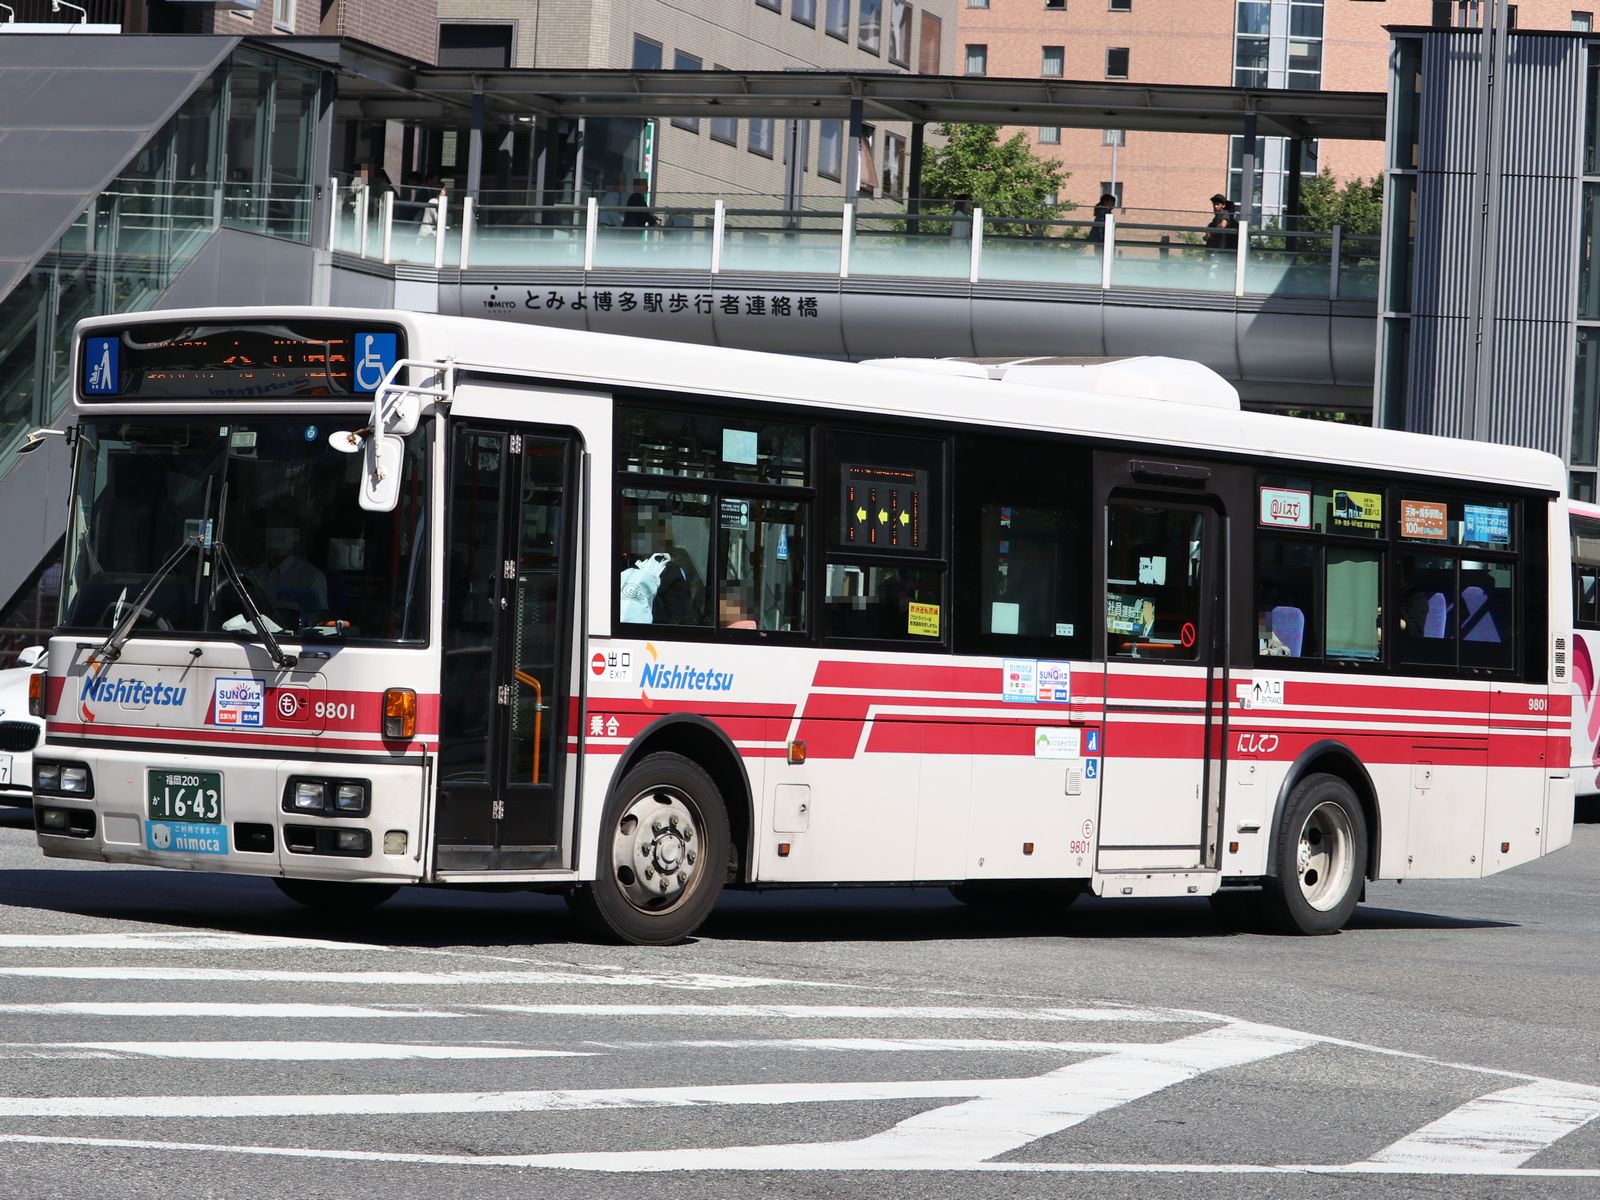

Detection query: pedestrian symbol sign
xmin=352 ymin=332 xmax=397 ymax=393
xmin=84 ymin=336 xmax=118 ymax=395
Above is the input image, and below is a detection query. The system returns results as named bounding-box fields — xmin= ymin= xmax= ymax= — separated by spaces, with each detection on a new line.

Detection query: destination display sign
xmin=79 ymin=322 xmax=406 ymax=401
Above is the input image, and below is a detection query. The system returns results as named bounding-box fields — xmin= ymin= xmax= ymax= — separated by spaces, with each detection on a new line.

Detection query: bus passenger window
xmin=717 ymin=498 xmax=806 ymax=632
xmin=617 ymin=489 xmax=712 ymax=626
xmin=1256 ymin=540 xmax=1319 ymax=659
xmin=1325 ymin=549 xmax=1381 ymax=660
xmin=1460 ymin=561 xmax=1514 ymax=670
xmin=1397 ymin=553 xmax=1455 ymax=666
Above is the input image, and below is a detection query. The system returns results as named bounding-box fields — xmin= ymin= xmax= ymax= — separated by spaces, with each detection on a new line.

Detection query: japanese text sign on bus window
xmin=1330 ymin=488 xmax=1382 ymax=534
xmin=840 ymin=464 xmax=926 ymax=552
xmin=1259 ymin=487 xmax=1311 ymax=529
xmin=1464 ymin=503 xmax=1511 ymax=546
xmin=1401 ymin=499 xmax=1448 ymax=541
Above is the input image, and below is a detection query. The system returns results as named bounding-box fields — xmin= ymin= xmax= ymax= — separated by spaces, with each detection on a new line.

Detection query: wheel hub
xmin=613 ymin=788 xmax=700 ymax=912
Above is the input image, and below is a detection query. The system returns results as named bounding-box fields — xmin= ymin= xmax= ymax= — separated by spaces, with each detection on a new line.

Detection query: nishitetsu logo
xmin=638 ymin=642 xmax=733 ymax=710
xmin=80 ymin=676 xmax=188 ymax=706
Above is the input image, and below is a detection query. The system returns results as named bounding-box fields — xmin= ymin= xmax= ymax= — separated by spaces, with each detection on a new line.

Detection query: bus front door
xmin=436 ymin=425 xmax=581 ymax=872
xmin=1096 ymin=470 xmax=1227 ymax=875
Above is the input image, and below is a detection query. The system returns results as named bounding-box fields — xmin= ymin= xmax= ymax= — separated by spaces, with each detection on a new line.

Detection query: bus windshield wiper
xmin=210 ymin=540 xmax=298 ymax=670
xmin=88 ymin=534 xmax=201 ymax=666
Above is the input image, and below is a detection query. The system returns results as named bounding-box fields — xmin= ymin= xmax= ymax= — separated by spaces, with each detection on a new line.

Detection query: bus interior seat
xmin=1460 ymin=585 xmax=1503 ymax=644
xmin=1268 ymin=605 xmax=1305 ymax=656
xmin=1423 ymin=592 xmax=1450 ymax=639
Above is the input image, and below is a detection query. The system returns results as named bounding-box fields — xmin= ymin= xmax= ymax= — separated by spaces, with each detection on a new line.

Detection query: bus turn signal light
xmin=383 ymin=688 xmax=416 ymax=740
xmin=27 ymin=672 xmax=42 ymax=717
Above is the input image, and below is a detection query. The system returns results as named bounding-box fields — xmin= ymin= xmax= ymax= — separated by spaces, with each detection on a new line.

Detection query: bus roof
xmin=75 ymin=307 xmax=1566 ymax=494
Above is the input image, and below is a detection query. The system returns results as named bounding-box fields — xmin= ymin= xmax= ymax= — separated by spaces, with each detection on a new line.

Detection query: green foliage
xmin=919 ymin=123 xmax=1072 ymax=224
xmin=1296 ymin=168 xmax=1384 ymax=235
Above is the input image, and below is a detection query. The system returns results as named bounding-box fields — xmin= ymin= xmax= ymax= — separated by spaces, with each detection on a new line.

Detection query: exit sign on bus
xmin=1259 ymin=487 xmax=1311 ymax=529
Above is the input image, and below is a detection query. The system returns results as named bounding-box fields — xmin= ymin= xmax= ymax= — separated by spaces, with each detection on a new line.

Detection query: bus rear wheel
xmin=570 ymin=752 xmax=729 ymax=946
xmin=1262 ymin=773 xmax=1367 ymax=935
xmin=272 ymin=878 xmax=399 ymax=911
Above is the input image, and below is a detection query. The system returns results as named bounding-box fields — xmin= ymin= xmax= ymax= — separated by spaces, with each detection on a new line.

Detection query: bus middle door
xmin=1096 ymin=460 xmax=1227 ymax=876
xmin=436 ymin=424 xmax=581 ymax=873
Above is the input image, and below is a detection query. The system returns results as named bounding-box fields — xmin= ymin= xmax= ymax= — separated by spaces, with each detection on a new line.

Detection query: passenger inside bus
xmin=244 ymin=503 xmax=329 ymax=629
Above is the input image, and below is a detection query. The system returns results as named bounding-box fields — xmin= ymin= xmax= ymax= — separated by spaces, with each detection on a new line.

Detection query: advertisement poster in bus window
xmin=1329 ymin=488 xmax=1382 ymax=534
xmin=1464 ymin=503 xmax=1511 ymax=546
xmin=1259 ymin=487 xmax=1311 ymax=529
xmin=1401 ymin=499 xmax=1448 ymax=540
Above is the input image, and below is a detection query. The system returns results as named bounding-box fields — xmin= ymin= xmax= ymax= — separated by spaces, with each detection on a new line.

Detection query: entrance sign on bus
xmin=31 ymin=309 xmax=1577 ymax=946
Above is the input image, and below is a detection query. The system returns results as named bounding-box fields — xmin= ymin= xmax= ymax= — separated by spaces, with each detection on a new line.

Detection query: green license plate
xmin=146 ymin=770 xmax=224 ymax=823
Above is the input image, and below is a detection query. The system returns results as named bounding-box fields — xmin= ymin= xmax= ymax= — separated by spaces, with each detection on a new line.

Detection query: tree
xmin=919 ymin=123 xmax=1072 ymax=223
xmin=1297 ymin=168 xmax=1383 ymax=234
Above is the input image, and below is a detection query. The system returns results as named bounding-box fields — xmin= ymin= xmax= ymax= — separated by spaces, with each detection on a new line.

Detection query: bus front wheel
xmin=570 ymin=752 xmax=730 ymax=946
xmin=1263 ymin=773 xmax=1367 ymax=935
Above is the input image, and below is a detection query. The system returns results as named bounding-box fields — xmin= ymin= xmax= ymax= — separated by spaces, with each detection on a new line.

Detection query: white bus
xmin=31 ymin=308 xmax=1576 ymax=943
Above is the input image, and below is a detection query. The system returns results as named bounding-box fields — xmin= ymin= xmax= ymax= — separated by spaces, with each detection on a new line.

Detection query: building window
xmin=437 ymin=23 xmax=514 ymax=68
xmin=749 ymin=119 xmax=775 ymax=157
xmin=710 ymin=64 xmax=738 ymax=144
xmin=1577 ymin=11 xmax=1595 ymax=31
xmin=884 ymin=132 xmax=907 ymax=197
xmin=819 ymin=120 xmax=843 ymax=179
xmin=1038 ymin=126 xmax=1061 ymax=144
xmin=1046 ymin=0 xmax=1065 ymax=8
xmin=273 ymin=0 xmax=295 ymax=31
xmin=1106 ymin=47 xmax=1129 ymax=78
xmin=672 ymin=53 xmax=702 ymax=132
xmin=827 ymin=0 xmax=851 ymax=38
xmin=1099 ymin=180 xmax=1124 ymax=207
xmin=1103 ymin=128 xmax=1125 ymax=146
xmin=860 ymin=0 xmax=883 ymax=52
xmin=888 ymin=0 xmax=912 ymax=67
xmin=757 ymin=0 xmax=781 ymax=10
xmin=794 ymin=0 xmax=817 ymax=26
xmin=966 ymin=43 xmax=988 ymax=75
xmin=1110 ymin=0 xmax=1131 ymax=9
xmin=1042 ymin=45 xmax=1064 ymax=76
xmin=632 ymin=36 xmax=663 ymax=70
xmin=969 ymin=0 xmax=989 ymax=7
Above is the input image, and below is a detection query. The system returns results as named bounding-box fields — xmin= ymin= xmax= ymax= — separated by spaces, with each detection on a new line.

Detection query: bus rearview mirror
xmin=358 ymin=434 xmax=405 ymax=512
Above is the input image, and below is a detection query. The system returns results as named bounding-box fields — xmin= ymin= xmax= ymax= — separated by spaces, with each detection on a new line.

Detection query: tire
xmin=273 ymin=878 xmax=400 ymax=911
xmin=1261 ymin=773 xmax=1367 ymax=935
xmin=948 ymin=881 xmax=1083 ymax=910
xmin=569 ymin=752 xmax=730 ymax=945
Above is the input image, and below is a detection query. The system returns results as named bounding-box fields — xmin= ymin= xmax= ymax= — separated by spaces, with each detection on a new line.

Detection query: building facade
xmin=433 ymin=0 xmax=958 ymax=204
xmin=957 ymin=0 xmax=1595 ymax=220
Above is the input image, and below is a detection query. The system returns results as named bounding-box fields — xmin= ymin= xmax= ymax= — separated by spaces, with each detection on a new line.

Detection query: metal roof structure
xmin=294 ymin=38 xmax=1387 ymax=141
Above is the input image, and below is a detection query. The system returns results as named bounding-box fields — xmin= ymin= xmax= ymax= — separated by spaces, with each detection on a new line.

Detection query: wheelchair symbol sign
xmin=1084 ymin=758 xmax=1099 ymax=780
xmin=352 ymin=332 xmax=397 ymax=393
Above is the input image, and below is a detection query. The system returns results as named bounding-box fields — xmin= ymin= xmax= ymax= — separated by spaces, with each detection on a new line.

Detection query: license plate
xmin=0 ymin=755 xmax=10 ymax=786
xmin=147 ymin=770 xmax=223 ymax=823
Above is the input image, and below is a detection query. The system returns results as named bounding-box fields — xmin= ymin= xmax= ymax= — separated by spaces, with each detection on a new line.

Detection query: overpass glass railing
xmin=0 ymin=179 xmax=315 ymax=477
xmin=325 ymin=185 xmax=1380 ymax=305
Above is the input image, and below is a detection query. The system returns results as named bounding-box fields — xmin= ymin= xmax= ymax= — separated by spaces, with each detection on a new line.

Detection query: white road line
xmin=0 ymin=934 xmax=386 ymax=951
xmin=591 ymin=1038 xmax=1146 ymax=1054
xmin=482 ymin=1004 xmax=1188 ymax=1022
xmin=0 ymin=1003 xmax=460 ymax=1019
xmin=0 ymin=966 xmax=846 ymax=990
xmin=0 ymin=1079 xmax=989 ymax=1119
xmin=503 ymin=1020 xmax=1316 ymax=1172
xmin=0 ymin=1042 xmax=589 ymax=1062
xmin=1359 ymin=1080 xmax=1600 ymax=1172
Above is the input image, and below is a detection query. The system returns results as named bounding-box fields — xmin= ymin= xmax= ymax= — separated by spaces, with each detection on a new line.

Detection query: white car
xmin=0 ymin=646 xmax=45 ymax=807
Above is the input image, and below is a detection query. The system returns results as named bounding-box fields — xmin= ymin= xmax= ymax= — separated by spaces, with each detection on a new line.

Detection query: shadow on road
xmin=0 ymin=852 xmax=1514 ymax=949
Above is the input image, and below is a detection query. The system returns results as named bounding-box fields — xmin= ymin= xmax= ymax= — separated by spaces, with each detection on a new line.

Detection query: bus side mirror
xmin=358 ymin=434 xmax=405 ymax=512
xmin=383 ymin=393 xmax=421 ymax=436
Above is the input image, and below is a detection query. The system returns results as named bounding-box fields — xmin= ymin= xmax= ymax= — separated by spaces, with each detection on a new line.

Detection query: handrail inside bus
xmin=513 ymin=668 xmax=544 ymax=784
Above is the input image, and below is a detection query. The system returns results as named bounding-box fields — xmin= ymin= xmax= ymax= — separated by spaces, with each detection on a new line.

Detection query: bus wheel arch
xmin=608 ymin=716 xmax=753 ymax=885
xmin=1266 ymin=740 xmax=1380 ymax=885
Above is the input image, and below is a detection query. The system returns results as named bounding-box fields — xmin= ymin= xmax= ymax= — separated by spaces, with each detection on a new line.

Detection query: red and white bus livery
xmin=32 ymin=308 xmax=1576 ymax=942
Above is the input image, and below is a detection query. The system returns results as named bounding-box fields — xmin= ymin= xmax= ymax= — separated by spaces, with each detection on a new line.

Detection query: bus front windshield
xmin=60 ymin=417 xmax=430 ymax=643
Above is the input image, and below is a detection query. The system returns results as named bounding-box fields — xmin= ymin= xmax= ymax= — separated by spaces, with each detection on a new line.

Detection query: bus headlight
xmin=35 ymin=764 xmax=60 ymax=791
xmin=292 ymin=781 xmax=327 ymax=811
xmin=383 ymin=688 xmax=416 ymax=740
xmin=59 ymin=767 xmax=89 ymax=794
xmin=334 ymin=783 xmax=366 ymax=812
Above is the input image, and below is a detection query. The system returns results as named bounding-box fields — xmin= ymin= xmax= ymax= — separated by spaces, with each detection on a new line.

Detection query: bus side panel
xmin=1570 ymin=629 xmax=1600 ymax=795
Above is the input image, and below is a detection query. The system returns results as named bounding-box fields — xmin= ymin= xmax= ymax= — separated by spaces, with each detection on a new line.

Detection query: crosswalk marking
xmin=0 ymin=934 xmax=387 ymax=951
xmin=0 ymin=966 xmax=851 ymax=989
xmin=0 ymin=1041 xmax=589 ymax=1061
xmin=482 ymin=1004 xmax=1188 ymax=1022
xmin=592 ymin=1038 xmax=1156 ymax=1054
xmin=0 ymin=1003 xmax=460 ymax=1019
xmin=1360 ymin=1080 xmax=1600 ymax=1171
